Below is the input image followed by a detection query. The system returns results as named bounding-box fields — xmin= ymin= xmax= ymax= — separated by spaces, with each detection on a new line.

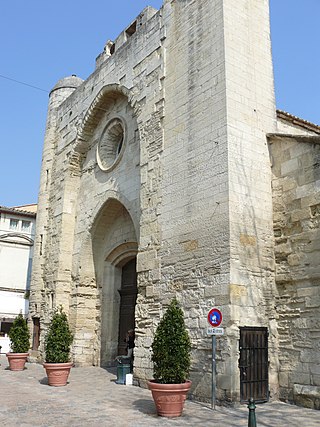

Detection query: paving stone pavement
xmin=0 ymin=355 xmax=319 ymax=427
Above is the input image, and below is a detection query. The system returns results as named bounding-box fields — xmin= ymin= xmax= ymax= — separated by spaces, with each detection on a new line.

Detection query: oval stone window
xmin=97 ymin=118 xmax=125 ymax=171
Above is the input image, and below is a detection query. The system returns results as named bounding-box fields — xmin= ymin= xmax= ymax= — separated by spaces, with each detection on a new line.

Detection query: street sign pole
xmin=212 ymin=335 xmax=216 ymax=410
xmin=207 ymin=307 xmax=223 ymax=411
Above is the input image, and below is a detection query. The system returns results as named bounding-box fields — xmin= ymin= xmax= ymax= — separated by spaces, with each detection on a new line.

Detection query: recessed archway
xmin=91 ymin=198 xmax=138 ymax=366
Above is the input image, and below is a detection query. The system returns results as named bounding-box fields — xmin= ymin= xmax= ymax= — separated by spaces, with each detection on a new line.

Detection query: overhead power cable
xmin=0 ymin=72 xmax=114 ymax=115
xmin=0 ymin=73 xmax=49 ymax=93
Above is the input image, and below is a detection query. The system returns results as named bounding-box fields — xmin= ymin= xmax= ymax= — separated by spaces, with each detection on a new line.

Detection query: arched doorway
xmin=90 ymin=198 xmax=138 ymax=366
xmin=117 ymin=258 xmax=137 ymax=355
xmin=68 ymin=83 xmax=140 ymax=367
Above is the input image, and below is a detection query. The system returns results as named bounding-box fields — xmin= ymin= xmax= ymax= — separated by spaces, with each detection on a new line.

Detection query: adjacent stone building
xmin=29 ymin=0 xmax=320 ymax=408
xmin=269 ymin=113 xmax=320 ymax=407
xmin=0 ymin=204 xmax=36 ymax=352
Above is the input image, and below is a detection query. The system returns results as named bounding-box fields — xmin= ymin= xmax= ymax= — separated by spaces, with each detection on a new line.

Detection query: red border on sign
xmin=207 ymin=308 xmax=222 ymax=327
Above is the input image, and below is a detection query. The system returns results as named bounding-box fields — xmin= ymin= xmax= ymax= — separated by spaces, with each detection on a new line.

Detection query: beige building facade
xmin=29 ymin=0 xmax=320 ymax=408
xmin=0 ymin=205 xmax=36 ymax=352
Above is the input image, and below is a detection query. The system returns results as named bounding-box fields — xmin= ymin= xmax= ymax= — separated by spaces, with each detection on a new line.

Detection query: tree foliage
xmin=8 ymin=312 xmax=30 ymax=353
xmin=151 ymin=298 xmax=191 ymax=384
xmin=45 ymin=306 xmax=73 ymax=363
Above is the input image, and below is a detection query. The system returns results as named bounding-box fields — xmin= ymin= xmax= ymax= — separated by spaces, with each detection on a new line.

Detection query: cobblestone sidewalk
xmin=0 ymin=356 xmax=319 ymax=427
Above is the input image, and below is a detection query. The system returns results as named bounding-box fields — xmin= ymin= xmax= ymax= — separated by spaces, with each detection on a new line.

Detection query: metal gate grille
xmin=239 ymin=327 xmax=269 ymax=403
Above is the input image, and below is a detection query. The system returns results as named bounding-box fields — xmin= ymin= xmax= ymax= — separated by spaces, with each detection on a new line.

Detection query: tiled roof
xmin=0 ymin=205 xmax=37 ymax=218
xmin=12 ymin=204 xmax=37 ymax=213
xmin=276 ymin=110 xmax=320 ymax=135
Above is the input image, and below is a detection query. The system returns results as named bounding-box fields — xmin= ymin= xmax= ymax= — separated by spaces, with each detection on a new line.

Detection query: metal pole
xmin=211 ymin=335 xmax=216 ymax=410
xmin=247 ymin=398 xmax=257 ymax=427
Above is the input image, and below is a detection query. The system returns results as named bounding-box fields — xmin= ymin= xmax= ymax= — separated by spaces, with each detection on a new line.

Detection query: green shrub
xmin=9 ymin=313 xmax=30 ymax=353
xmin=151 ymin=298 xmax=191 ymax=384
xmin=44 ymin=306 xmax=73 ymax=363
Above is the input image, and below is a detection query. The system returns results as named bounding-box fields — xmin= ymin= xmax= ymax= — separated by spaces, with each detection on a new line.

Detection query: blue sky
xmin=0 ymin=1 xmax=319 ymax=207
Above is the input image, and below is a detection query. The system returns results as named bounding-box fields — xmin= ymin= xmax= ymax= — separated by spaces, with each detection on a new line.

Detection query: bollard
xmin=115 ymin=356 xmax=131 ymax=384
xmin=247 ymin=398 xmax=257 ymax=427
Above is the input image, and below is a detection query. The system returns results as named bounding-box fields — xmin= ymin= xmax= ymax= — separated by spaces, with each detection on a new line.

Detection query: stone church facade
xmin=29 ymin=0 xmax=320 ymax=408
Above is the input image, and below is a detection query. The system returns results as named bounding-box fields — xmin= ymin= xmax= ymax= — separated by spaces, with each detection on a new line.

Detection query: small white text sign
xmin=207 ymin=327 xmax=224 ymax=336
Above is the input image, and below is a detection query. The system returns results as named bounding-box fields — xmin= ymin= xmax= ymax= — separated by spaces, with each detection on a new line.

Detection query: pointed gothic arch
xmin=72 ymin=196 xmax=138 ymax=366
xmin=92 ymin=198 xmax=138 ymax=365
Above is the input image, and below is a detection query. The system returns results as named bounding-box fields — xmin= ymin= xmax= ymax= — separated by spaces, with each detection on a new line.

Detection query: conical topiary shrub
xmin=148 ymin=298 xmax=192 ymax=417
xmin=44 ymin=306 xmax=73 ymax=363
xmin=151 ymin=298 xmax=191 ymax=383
xmin=43 ymin=306 xmax=73 ymax=386
xmin=6 ymin=312 xmax=30 ymax=370
xmin=9 ymin=312 xmax=30 ymax=353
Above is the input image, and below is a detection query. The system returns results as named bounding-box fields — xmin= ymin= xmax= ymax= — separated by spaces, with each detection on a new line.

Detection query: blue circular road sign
xmin=207 ymin=308 xmax=222 ymax=327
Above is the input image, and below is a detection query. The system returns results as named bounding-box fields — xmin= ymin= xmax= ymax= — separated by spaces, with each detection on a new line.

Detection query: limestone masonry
xmin=29 ymin=0 xmax=320 ymax=408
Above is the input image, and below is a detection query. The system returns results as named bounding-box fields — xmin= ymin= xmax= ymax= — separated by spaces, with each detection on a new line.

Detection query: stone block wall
xmin=29 ymin=0 xmax=298 ymax=405
xmin=29 ymin=6 xmax=165 ymax=364
xmin=224 ymin=0 xmax=279 ymax=400
xmin=136 ymin=0 xmax=278 ymax=402
xmin=270 ymin=133 xmax=320 ymax=409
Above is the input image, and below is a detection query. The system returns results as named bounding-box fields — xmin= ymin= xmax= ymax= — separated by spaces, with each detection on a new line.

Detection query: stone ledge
xmin=293 ymin=383 xmax=320 ymax=409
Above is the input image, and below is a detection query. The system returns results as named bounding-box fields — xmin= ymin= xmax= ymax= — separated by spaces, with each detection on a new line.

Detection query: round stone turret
xmin=50 ymin=75 xmax=83 ymax=95
xmin=49 ymin=75 xmax=83 ymax=108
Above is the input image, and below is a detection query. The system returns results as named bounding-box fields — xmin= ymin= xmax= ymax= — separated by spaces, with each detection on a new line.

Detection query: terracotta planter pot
xmin=43 ymin=362 xmax=73 ymax=386
xmin=147 ymin=380 xmax=192 ymax=417
xmin=6 ymin=352 xmax=29 ymax=371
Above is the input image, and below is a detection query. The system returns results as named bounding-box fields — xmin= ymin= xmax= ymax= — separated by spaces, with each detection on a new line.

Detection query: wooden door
xmin=239 ymin=326 xmax=269 ymax=402
xmin=32 ymin=318 xmax=40 ymax=350
xmin=117 ymin=258 xmax=137 ymax=355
